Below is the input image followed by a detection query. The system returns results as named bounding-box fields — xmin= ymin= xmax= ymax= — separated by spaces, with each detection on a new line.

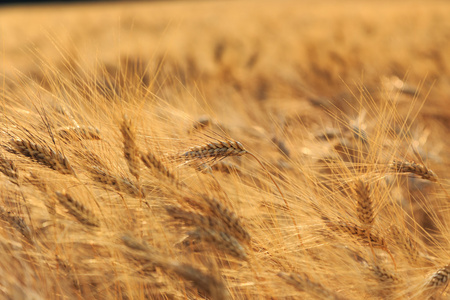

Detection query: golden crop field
xmin=0 ymin=0 xmax=449 ymax=299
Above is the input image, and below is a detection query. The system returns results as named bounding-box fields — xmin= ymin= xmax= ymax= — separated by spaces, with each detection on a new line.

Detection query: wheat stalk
xmin=390 ymin=160 xmax=437 ymax=182
xmin=7 ymin=138 xmax=75 ymax=175
xmin=120 ymin=116 xmax=141 ymax=180
xmin=55 ymin=190 xmax=100 ymax=227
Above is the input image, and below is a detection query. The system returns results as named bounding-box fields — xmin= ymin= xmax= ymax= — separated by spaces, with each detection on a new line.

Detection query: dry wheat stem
xmin=8 ymin=138 xmax=75 ymax=175
xmin=55 ymin=190 xmax=100 ymax=227
xmin=390 ymin=160 xmax=437 ymax=182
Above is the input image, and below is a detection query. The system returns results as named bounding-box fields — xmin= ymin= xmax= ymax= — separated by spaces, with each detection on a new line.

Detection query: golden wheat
xmin=120 ymin=115 xmax=141 ymax=180
xmin=7 ymin=138 xmax=75 ymax=175
xmin=0 ymin=1 xmax=449 ymax=299
xmin=55 ymin=190 xmax=100 ymax=227
xmin=353 ymin=178 xmax=375 ymax=228
xmin=57 ymin=125 xmax=101 ymax=141
xmin=390 ymin=160 xmax=438 ymax=182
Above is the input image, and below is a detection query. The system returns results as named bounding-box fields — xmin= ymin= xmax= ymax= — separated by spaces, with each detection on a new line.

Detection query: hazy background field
xmin=0 ymin=0 xmax=449 ymax=299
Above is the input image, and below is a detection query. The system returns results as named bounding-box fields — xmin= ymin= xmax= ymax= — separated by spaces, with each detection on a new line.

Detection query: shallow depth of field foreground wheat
xmin=0 ymin=0 xmax=450 ymax=299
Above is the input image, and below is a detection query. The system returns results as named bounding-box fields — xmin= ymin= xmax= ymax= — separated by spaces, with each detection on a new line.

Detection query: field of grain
xmin=0 ymin=1 xmax=450 ymax=299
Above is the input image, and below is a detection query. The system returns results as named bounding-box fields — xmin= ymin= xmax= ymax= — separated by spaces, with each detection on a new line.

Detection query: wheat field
xmin=0 ymin=0 xmax=450 ymax=299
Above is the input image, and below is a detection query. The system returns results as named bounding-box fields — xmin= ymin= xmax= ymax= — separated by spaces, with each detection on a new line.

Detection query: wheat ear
xmin=326 ymin=220 xmax=387 ymax=249
xmin=57 ymin=125 xmax=101 ymax=141
xmin=426 ymin=264 xmax=450 ymax=288
xmin=390 ymin=160 xmax=437 ymax=182
xmin=196 ymin=195 xmax=251 ymax=243
xmin=389 ymin=225 xmax=421 ymax=264
xmin=82 ymin=150 xmax=142 ymax=196
xmin=0 ymin=155 xmax=19 ymax=184
xmin=181 ymin=140 xmax=247 ymax=161
xmin=182 ymin=139 xmax=301 ymax=244
xmin=166 ymin=204 xmax=250 ymax=244
xmin=0 ymin=207 xmax=32 ymax=241
xmin=55 ymin=190 xmax=100 ymax=227
xmin=141 ymin=151 xmax=184 ymax=188
xmin=277 ymin=272 xmax=343 ymax=300
xmin=325 ymin=219 xmax=396 ymax=267
xmin=367 ymin=264 xmax=401 ymax=283
xmin=8 ymin=138 xmax=74 ymax=175
xmin=121 ymin=235 xmax=230 ymax=300
xmin=88 ymin=166 xmax=143 ymax=197
xmin=353 ymin=178 xmax=375 ymax=228
xmin=165 ymin=206 xmax=247 ymax=260
xmin=120 ymin=116 xmax=141 ymax=180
